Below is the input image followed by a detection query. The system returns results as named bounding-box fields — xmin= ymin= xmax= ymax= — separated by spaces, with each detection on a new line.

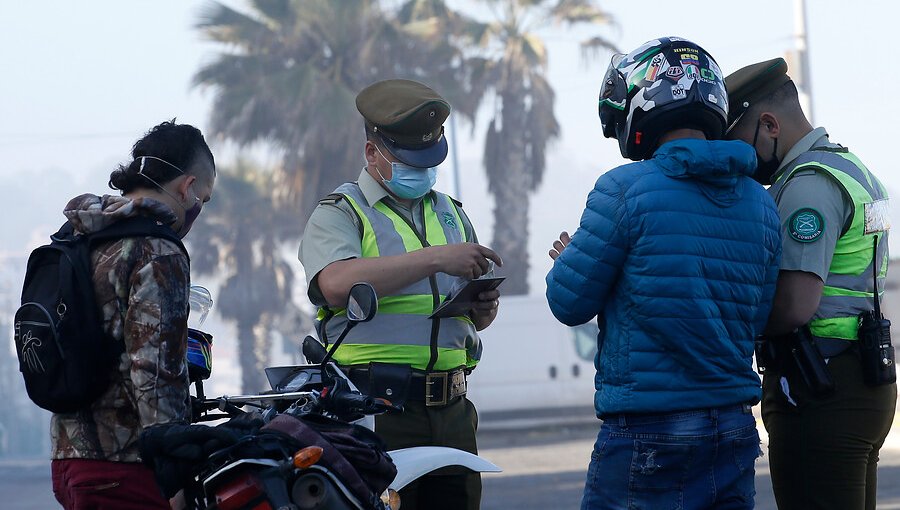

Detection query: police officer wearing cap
xmin=726 ymin=58 xmax=896 ymax=510
xmin=299 ymin=79 xmax=502 ymax=510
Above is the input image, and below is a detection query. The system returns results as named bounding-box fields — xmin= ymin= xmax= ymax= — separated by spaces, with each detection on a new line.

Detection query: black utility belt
xmin=756 ymin=316 xmax=896 ymax=394
xmin=344 ymin=364 xmax=467 ymax=407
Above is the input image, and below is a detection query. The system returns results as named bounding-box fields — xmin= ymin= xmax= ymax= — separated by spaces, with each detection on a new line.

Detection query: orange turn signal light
xmin=380 ymin=488 xmax=401 ymax=509
xmin=292 ymin=446 xmax=324 ymax=469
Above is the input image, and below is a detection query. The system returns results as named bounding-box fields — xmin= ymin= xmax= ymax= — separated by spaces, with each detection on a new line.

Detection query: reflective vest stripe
xmin=448 ymin=200 xmax=467 ymax=242
xmin=373 ymin=201 xmax=422 ymax=252
xmin=330 ymin=345 xmax=468 ymax=371
xmin=809 ymin=317 xmax=859 ymax=340
xmin=321 ymin=313 xmax=475 ymax=348
xmin=821 ymin=286 xmax=882 ymax=299
xmin=343 ymin=194 xmax=382 ymax=257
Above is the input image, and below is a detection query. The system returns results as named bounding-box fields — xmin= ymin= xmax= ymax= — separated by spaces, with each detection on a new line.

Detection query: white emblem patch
xmin=865 ymin=199 xmax=891 ymax=234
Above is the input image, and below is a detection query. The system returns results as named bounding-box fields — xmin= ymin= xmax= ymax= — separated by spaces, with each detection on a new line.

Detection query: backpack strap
xmin=88 ymin=217 xmax=189 ymax=262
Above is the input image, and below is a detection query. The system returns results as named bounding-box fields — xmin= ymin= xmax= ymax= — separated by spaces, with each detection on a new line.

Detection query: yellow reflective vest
xmin=770 ymin=147 xmax=889 ymax=340
xmin=316 ymin=183 xmax=481 ymax=370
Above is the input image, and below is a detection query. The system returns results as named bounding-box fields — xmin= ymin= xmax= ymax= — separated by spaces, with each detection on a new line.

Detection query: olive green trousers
xmin=375 ymin=396 xmax=481 ymax=510
xmin=762 ymin=348 xmax=896 ymax=510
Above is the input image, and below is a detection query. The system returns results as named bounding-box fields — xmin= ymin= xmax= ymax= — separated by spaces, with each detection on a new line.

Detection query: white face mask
xmin=138 ymin=156 xmax=202 ymax=237
xmin=373 ymin=146 xmax=437 ymax=200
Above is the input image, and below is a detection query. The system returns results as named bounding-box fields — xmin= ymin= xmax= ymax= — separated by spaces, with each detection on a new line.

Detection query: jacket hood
xmin=653 ymin=139 xmax=757 ymax=207
xmin=64 ymin=194 xmax=178 ymax=235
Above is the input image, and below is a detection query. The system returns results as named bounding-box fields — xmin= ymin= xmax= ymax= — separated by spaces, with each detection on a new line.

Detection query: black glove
xmin=139 ymin=422 xmax=251 ymax=498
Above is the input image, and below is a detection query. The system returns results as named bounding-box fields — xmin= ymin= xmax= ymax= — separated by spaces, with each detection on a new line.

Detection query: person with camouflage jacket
xmin=50 ymin=121 xmax=215 ymax=510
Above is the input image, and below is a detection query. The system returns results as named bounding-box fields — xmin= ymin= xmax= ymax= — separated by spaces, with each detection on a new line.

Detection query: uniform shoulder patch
xmin=788 ymin=207 xmax=825 ymax=243
xmin=318 ymin=193 xmax=345 ymax=205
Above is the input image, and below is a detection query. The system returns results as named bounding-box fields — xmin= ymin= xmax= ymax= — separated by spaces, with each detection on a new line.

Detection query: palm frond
xmin=549 ymin=0 xmax=612 ymax=25
xmin=195 ymin=1 xmax=279 ymax=49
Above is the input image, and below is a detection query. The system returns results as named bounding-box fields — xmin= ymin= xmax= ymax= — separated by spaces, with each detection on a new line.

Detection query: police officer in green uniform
xmin=299 ymin=79 xmax=502 ymax=510
xmin=726 ymin=58 xmax=896 ymax=510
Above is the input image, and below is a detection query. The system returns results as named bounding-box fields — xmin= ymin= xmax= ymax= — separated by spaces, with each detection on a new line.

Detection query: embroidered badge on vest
xmin=789 ymin=208 xmax=825 ymax=243
xmin=442 ymin=212 xmax=458 ymax=230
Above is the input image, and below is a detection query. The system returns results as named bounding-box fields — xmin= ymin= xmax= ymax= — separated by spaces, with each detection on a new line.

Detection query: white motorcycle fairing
xmin=387 ymin=446 xmax=502 ymax=491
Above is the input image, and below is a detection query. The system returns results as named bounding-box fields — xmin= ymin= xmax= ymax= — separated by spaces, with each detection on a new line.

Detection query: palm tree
xmin=193 ymin=0 xmax=476 ymax=225
xmin=190 ymin=162 xmax=296 ymax=393
xmin=468 ymin=0 xmax=615 ymax=295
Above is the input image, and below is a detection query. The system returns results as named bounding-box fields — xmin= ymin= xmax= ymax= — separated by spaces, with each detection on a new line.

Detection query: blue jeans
xmin=581 ymin=404 xmax=760 ymax=510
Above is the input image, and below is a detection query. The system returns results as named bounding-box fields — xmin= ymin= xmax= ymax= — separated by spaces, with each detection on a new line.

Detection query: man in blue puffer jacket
xmin=546 ymin=37 xmax=782 ymax=510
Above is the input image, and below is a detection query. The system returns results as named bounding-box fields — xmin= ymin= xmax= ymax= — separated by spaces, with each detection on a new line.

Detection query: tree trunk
xmin=237 ymin=317 xmax=266 ymax=393
xmin=253 ymin=314 xmax=273 ymax=389
xmin=490 ymin=91 xmax=532 ymax=295
xmin=492 ymin=175 xmax=531 ymax=295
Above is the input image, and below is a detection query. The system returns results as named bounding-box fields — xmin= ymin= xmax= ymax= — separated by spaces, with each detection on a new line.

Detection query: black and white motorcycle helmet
xmin=599 ymin=36 xmax=728 ymax=161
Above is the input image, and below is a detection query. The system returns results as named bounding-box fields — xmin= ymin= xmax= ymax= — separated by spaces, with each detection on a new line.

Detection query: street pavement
xmin=4 ymin=411 xmax=900 ymax=509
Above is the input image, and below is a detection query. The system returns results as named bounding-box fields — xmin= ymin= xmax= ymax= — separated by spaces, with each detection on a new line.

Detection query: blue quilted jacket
xmin=546 ymin=138 xmax=781 ymax=416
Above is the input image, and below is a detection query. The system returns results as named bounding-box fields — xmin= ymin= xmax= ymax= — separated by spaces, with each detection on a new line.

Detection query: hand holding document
xmin=429 ymin=276 xmax=505 ymax=319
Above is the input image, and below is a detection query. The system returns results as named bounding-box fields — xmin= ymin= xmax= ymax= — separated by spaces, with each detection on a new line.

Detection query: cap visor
xmin=381 ymin=134 xmax=449 ymax=168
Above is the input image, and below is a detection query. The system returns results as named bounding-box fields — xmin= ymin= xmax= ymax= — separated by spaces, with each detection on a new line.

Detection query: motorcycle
xmin=146 ymin=282 xmax=500 ymax=510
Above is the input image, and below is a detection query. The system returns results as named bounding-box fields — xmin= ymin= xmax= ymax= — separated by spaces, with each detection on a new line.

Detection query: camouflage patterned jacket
xmin=51 ymin=194 xmax=191 ymax=462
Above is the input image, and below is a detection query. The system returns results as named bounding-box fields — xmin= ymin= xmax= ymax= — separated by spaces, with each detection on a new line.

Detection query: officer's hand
xmin=471 ymin=289 xmax=500 ymax=314
xmin=470 ymin=289 xmax=500 ymax=330
xmin=549 ymin=231 xmax=571 ymax=260
xmin=431 ymin=243 xmax=502 ymax=280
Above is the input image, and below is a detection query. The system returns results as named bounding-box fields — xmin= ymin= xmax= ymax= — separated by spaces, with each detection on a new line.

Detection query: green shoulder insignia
xmin=441 ymin=211 xmax=458 ymax=230
xmin=318 ymin=193 xmax=345 ymax=206
xmin=788 ymin=208 xmax=825 ymax=243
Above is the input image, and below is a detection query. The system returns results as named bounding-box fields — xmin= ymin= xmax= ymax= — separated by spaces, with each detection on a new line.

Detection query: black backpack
xmin=13 ymin=216 xmax=187 ymax=413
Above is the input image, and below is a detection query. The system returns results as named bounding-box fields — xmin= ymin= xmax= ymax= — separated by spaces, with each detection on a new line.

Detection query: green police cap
xmin=724 ymin=58 xmax=792 ymax=133
xmin=356 ymin=79 xmax=451 ymax=168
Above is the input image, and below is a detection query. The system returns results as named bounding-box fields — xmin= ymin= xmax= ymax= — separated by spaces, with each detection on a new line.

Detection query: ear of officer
xmin=725 ymin=57 xmax=815 ymax=182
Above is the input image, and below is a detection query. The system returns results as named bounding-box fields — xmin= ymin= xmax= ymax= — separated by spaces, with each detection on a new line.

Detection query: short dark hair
xmin=745 ymin=80 xmax=805 ymax=120
xmin=108 ymin=120 xmax=215 ymax=193
xmin=364 ymin=123 xmax=382 ymax=146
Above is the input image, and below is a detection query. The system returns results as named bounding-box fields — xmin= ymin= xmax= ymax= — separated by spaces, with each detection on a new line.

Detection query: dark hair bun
xmin=108 ymin=161 xmax=144 ymax=193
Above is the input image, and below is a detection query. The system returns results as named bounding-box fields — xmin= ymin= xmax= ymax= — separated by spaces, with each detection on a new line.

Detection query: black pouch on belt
xmin=754 ymin=335 xmax=778 ymax=374
xmin=367 ymin=363 xmax=412 ymax=407
xmin=856 ymin=234 xmax=896 ymax=386
xmin=858 ymin=310 xmax=896 ymax=386
xmin=790 ymin=327 xmax=835 ymax=397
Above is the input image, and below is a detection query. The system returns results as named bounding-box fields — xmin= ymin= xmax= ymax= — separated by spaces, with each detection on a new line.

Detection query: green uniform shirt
xmin=299 ymin=169 xmax=477 ymax=306
xmin=768 ymin=128 xmax=853 ymax=281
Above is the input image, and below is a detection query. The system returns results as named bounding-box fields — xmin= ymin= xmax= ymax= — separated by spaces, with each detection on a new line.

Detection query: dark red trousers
xmin=51 ymin=459 xmax=169 ymax=510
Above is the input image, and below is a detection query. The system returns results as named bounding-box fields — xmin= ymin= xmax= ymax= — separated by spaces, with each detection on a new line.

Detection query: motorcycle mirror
xmin=346 ymin=282 xmax=378 ymax=323
xmin=319 ymin=282 xmax=378 ymax=367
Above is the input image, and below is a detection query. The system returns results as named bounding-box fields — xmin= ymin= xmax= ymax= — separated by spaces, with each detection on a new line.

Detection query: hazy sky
xmin=0 ymin=0 xmax=895 ymax=297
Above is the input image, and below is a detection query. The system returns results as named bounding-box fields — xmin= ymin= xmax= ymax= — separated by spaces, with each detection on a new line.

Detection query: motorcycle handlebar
xmin=324 ymin=389 xmax=392 ymax=415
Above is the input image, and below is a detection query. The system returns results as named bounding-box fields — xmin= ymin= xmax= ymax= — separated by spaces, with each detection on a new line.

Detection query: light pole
xmin=793 ymin=0 xmax=815 ymax=124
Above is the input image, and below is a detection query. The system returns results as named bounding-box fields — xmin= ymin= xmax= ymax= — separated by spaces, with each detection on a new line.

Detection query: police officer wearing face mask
xmin=726 ymin=58 xmax=896 ymax=510
xmin=299 ymin=79 xmax=502 ymax=510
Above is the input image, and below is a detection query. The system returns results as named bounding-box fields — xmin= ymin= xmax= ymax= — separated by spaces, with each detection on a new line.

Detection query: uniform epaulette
xmin=318 ymin=193 xmax=345 ymax=205
xmin=449 ymin=197 xmax=463 ymax=208
xmin=812 ymin=146 xmax=849 ymax=154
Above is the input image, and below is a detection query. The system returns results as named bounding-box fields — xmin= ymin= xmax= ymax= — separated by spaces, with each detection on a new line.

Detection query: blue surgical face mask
xmin=374 ymin=146 xmax=437 ymax=200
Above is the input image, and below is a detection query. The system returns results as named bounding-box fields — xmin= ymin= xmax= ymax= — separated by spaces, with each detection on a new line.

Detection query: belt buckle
xmin=425 ymin=372 xmax=448 ymax=407
xmin=449 ymin=370 xmax=466 ymax=397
